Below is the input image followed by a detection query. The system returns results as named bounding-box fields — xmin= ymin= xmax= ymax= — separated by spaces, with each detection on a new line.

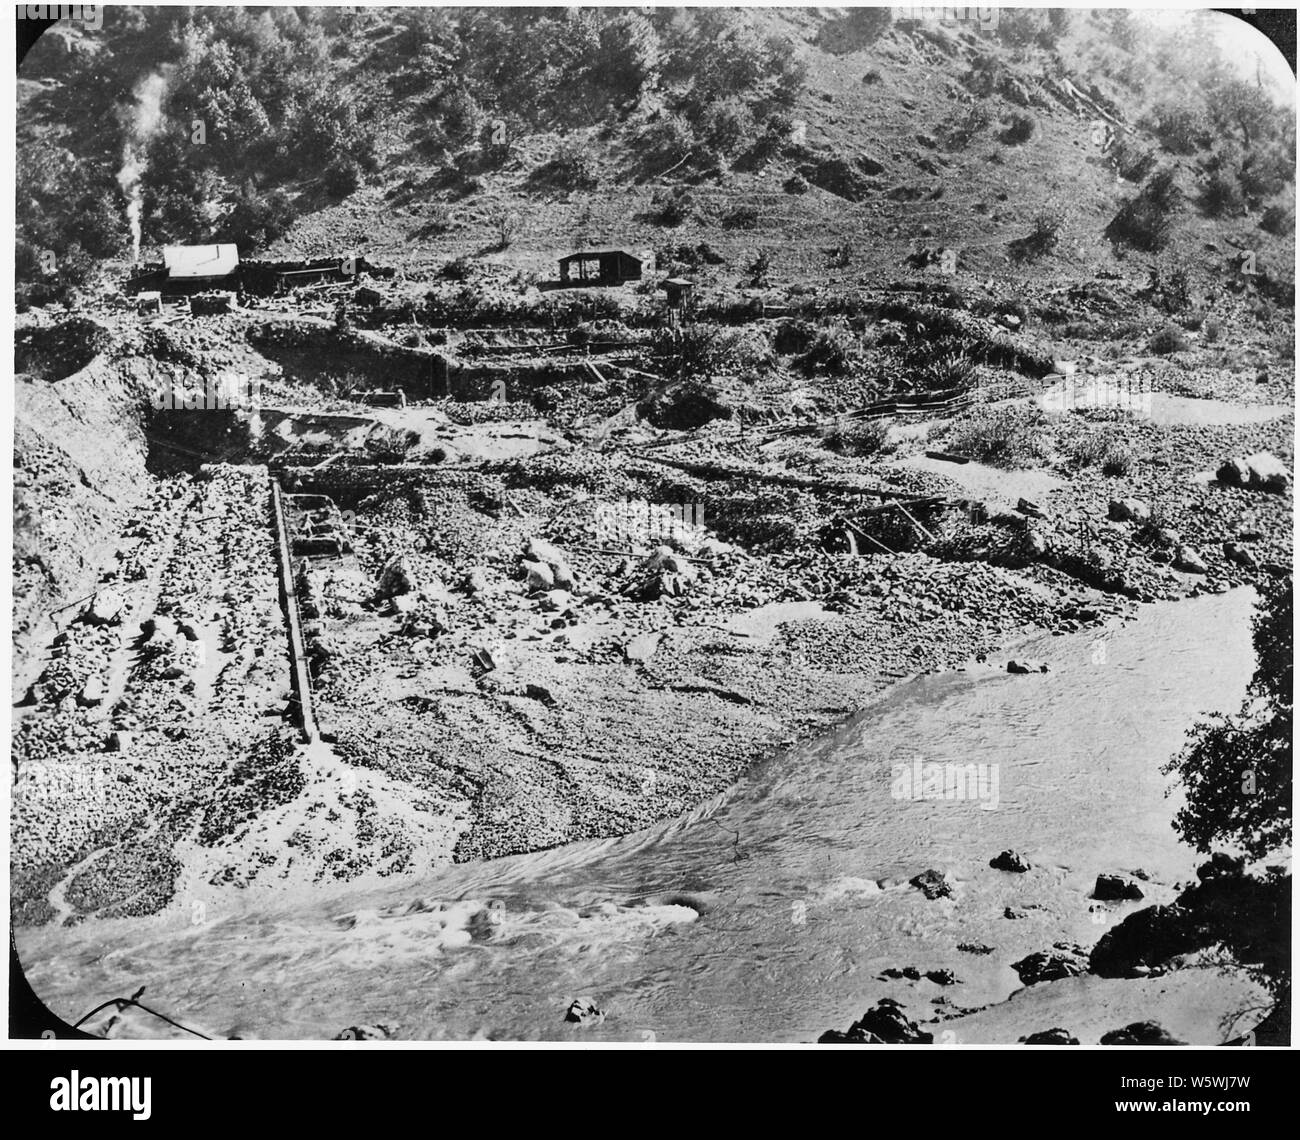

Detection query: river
xmin=19 ymin=589 xmax=1264 ymax=1043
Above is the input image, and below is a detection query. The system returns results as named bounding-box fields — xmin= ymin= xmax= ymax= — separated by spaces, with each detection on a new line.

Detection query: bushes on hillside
xmin=999 ymin=112 xmax=1036 ymax=146
xmin=1106 ymin=169 xmax=1183 ymax=252
xmin=1149 ymin=324 xmax=1191 ymax=354
xmin=1009 ymin=205 xmax=1067 ymax=263
xmin=528 ymin=140 xmax=600 ymax=192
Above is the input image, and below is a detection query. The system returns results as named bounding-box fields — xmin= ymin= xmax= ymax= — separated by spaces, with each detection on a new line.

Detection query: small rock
xmin=106 ymin=730 xmax=131 ymax=753
xmin=464 ymin=567 xmax=492 ymax=594
xmin=1173 ymin=545 xmax=1207 ymax=574
xmin=1016 ymin=497 xmax=1045 ymax=519
xmin=1100 ymin=1021 xmax=1185 ymax=1046
xmin=1108 ymin=498 xmax=1150 ymax=523
xmin=525 ymin=683 xmax=556 ymax=705
xmin=1006 ymin=659 xmax=1048 ymax=674
xmin=522 ymin=558 xmax=554 ymax=592
xmin=925 ymin=969 xmax=959 ymax=986
xmin=333 ymin=1024 xmax=395 ymax=1041
xmin=623 ymin=631 xmax=662 ymax=663
xmin=957 ymin=942 xmax=994 ymax=955
xmin=564 ymin=997 xmax=605 ymax=1026
xmin=990 ymin=849 xmax=1031 ymax=873
xmin=1223 ymin=542 xmax=1258 ymax=570
xmin=1019 ymin=1028 xmax=1080 ymax=1045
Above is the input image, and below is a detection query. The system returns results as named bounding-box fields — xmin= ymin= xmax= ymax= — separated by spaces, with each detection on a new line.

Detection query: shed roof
xmin=559 ymin=249 xmax=641 ymax=262
xmin=162 ymin=244 xmax=240 ymax=278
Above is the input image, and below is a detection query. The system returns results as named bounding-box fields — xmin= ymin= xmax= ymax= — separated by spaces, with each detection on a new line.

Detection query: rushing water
xmin=21 ymin=590 xmax=1261 ymax=1043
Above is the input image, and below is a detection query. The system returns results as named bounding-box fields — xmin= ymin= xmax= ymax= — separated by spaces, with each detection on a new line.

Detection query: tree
xmin=1164 ymin=580 xmax=1292 ymax=862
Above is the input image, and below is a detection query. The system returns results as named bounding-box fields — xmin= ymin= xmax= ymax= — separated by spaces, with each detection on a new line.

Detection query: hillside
xmin=16 ymin=7 xmax=1297 ymax=312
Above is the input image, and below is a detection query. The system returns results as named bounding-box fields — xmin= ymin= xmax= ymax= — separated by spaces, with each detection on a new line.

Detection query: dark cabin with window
xmin=558 ymin=249 xmax=643 ymax=287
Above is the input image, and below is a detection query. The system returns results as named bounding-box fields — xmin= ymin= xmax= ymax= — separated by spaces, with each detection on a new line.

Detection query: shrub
xmin=1109 ymin=132 xmax=1158 ymax=183
xmin=1201 ymin=315 xmax=1222 ymax=343
xmin=942 ymin=103 xmax=993 ymax=150
xmin=823 ymin=418 xmax=890 ymax=456
xmin=1101 ymin=445 xmax=1135 ymax=476
xmin=1260 ymin=203 xmax=1294 ymax=236
xmin=1106 ymin=169 xmax=1183 ymax=252
xmin=796 ymin=323 xmax=860 ymax=376
xmin=1149 ymin=324 xmax=1190 ymax=354
xmin=697 ymin=97 xmax=756 ymax=160
xmin=637 ymin=114 xmax=696 ymax=172
xmin=721 ymin=204 xmax=760 ymax=230
xmin=783 ymin=173 xmax=809 ymax=194
xmin=648 ymin=186 xmax=695 ymax=226
xmin=1149 ymin=105 xmax=1210 ymax=155
xmin=940 ymin=405 xmax=1049 ymax=468
xmin=747 ymin=250 xmax=771 ymax=287
xmin=492 ymin=208 xmax=523 ymax=250
xmin=999 ymin=112 xmax=1036 ymax=146
xmin=528 ymin=141 xmax=599 ymax=192
xmin=441 ymin=255 xmax=475 ymax=281
xmin=1199 ymin=169 xmax=1245 ymax=217
xmin=322 ymin=158 xmax=362 ymax=197
xmin=1009 ymin=205 xmax=1067 ymax=262
xmin=1146 ymin=261 xmax=1192 ymax=314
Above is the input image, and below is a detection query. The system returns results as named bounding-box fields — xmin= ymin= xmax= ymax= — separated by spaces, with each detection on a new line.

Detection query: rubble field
xmin=11 ymin=274 xmax=1293 ymax=927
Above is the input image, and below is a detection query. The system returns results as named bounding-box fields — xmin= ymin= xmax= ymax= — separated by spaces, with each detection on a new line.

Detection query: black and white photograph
xmin=6 ymin=2 xmax=1295 ymax=1064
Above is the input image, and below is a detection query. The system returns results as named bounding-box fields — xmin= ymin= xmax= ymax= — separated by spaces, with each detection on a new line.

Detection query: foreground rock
xmin=1019 ymin=1028 xmax=1080 ymax=1045
xmin=1217 ymin=451 xmax=1289 ymax=493
xmin=910 ymin=869 xmax=953 ymax=900
xmin=819 ymin=998 xmax=934 ymax=1044
xmin=990 ymin=849 xmax=1031 ymax=873
xmin=1012 ymin=943 xmax=1089 ymax=985
xmin=1092 ymin=873 xmax=1144 ymax=901
xmin=564 ymin=997 xmax=605 ymax=1026
xmin=1100 ymin=1021 xmax=1185 ymax=1046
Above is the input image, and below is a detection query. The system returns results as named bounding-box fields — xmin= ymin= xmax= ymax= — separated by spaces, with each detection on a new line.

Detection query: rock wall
xmin=12 ymin=350 xmax=161 ymax=697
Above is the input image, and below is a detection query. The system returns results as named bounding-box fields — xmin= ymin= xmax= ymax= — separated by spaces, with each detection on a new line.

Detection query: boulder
xmin=925 ymin=969 xmax=959 ymax=986
xmin=1222 ymin=542 xmax=1258 ymax=570
xmin=464 ymin=567 xmax=492 ymax=594
xmin=106 ymin=730 xmax=131 ymax=753
xmin=1089 ymin=904 xmax=1202 ymax=977
xmin=84 ymin=589 xmax=125 ymax=626
xmin=76 ymin=676 xmax=105 ymax=707
xmin=1173 ymin=545 xmax=1207 ymax=574
xmin=376 ymin=555 xmax=417 ymax=599
xmin=1099 ymin=1021 xmax=1185 ymax=1046
xmin=1216 ymin=457 xmax=1252 ymax=486
xmin=1108 ymin=498 xmax=1150 ymax=523
xmin=521 ymin=558 xmax=555 ymax=592
xmin=909 ymin=869 xmax=952 ymax=900
xmin=820 ymin=998 xmax=933 ymax=1044
xmin=1092 ymin=873 xmax=1144 ymax=901
xmin=1012 ymin=945 xmax=1089 ymax=985
xmin=624 ymin=631 xmax=663 ymax=663
xmin=1019 ymin=1028 xmax=1080 ymax=1045
xmin=564 ymin=997 xmax=605 ymax=1026
xmin=990 ymin=849 xmax=1032 ymax=873
xmin=1016 ymin=497 xmax=1045 ymax=519
xmin=1245 ymin=451 xmax=1289 ymax=493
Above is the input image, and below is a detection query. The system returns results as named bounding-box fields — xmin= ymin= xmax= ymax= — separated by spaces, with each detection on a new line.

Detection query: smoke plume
xmin=116 ymin=71 xmax=169 ymax=265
